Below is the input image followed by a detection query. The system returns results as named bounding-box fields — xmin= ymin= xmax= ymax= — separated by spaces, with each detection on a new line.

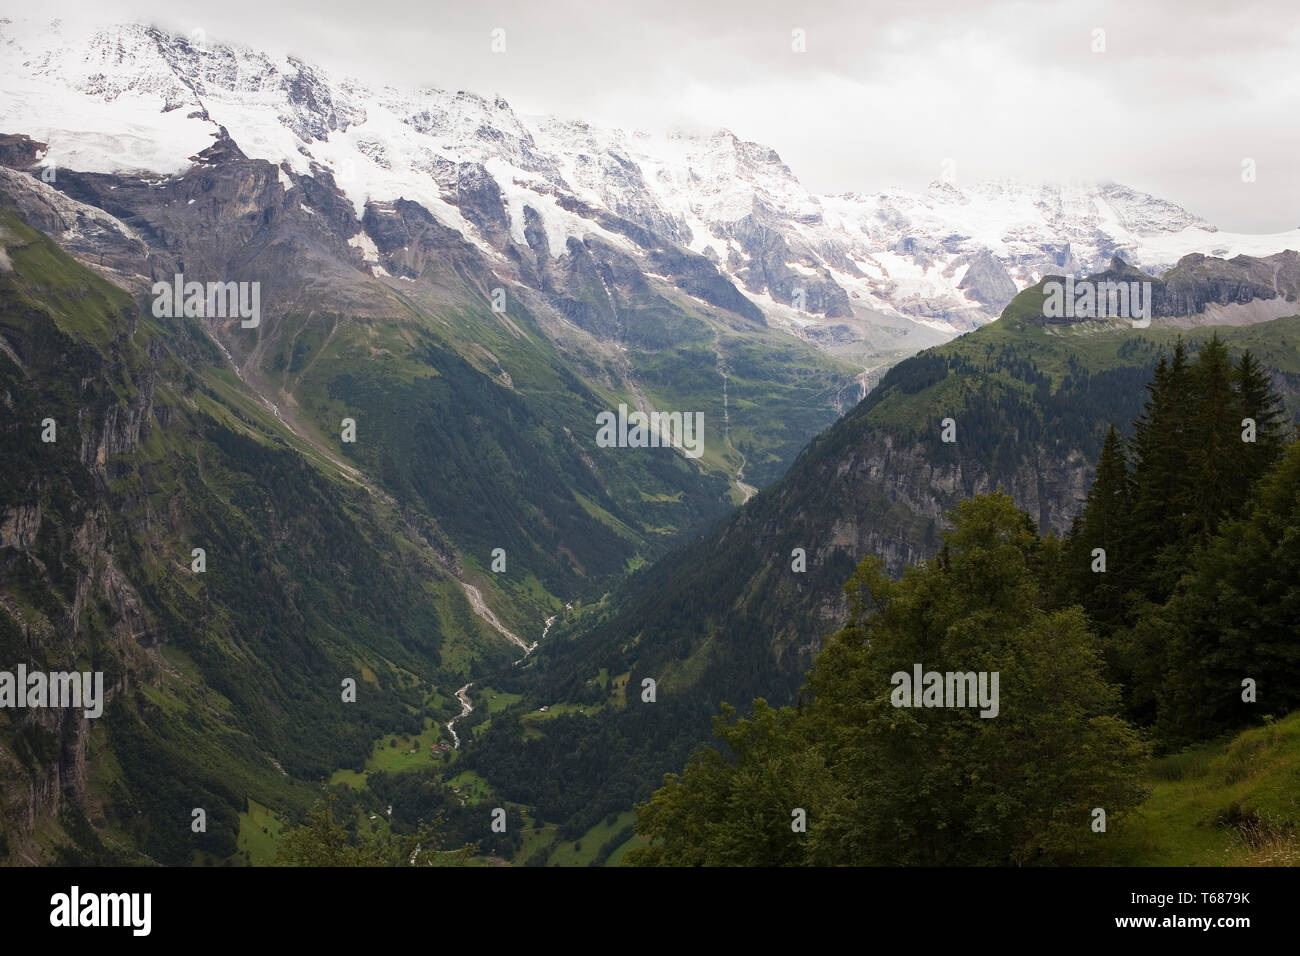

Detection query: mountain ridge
xmin=5 ymin=16 xmax=1298 ymax=370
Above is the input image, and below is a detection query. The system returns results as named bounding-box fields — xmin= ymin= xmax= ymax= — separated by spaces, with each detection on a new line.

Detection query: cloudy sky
xmin=10 ymin=0 xmax=1300 ymax=231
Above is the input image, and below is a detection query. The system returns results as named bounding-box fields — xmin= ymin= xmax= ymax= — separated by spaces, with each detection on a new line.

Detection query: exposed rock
xmin=0 ymin=503 xmax=41 ymax=549
xmin=958 ymin=248 xmax=1019 ymax=312
xmin=0 ymin=133 xmax=45 ymax=170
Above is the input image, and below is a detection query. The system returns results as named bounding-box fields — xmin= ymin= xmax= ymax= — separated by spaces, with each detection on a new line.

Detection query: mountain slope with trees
xmin=0 ymin=209 xmax=505 ymax=863
xmin=627 ymin=359 xmax=1297 ymax=863
xmin=462 ymin=256 xmax=1300 ymax=850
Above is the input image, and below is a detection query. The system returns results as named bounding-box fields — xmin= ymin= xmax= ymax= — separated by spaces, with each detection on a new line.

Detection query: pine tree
xmin=1126 ymin=342 xmax=1194 ymax=602
xmin=1067 ymin=424 xmax=1130 ymax=633
xmin=1155 ymin=439 xmax=1300 ymax=746
xmin=1235 ymin=349 xmax=1289 ymax=488
xmin=1185 ymin=334 xmax=1244 ymax=542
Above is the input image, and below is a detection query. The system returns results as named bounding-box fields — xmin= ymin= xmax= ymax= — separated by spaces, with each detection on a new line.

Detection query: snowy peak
xmin=2 ymin=16 xmax=1297 ymax=361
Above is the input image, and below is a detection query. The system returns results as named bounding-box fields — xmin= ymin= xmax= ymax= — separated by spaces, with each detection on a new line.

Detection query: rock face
xmin=763 ymin=429 xmax=1091 ymax=624
xmin=0 ymin=349 xmax=146 ymax=860
xmin=0 ymin=133 xmax=44 ymax=169
xmin=645 ymin=420 xmax=1097 ymax=684
xmin=1158 ymin=252 xmax=1300 ymax=316
xmin=0 ymin=504 xmax=41 ymax=550
xmin=362 ymin=198 xmax=478 ymax=278
xmin=959 ymin=249 xmax=1019 ymax=313
xmin=1032 ymin=252 xmax=1300 ymax=326
xmin=0 ymin=168 xmax=151 ymax=289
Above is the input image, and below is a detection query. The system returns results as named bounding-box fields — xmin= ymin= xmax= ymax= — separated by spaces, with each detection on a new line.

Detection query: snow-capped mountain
xmin=2 ymin=16 xmax=1298 ymax=364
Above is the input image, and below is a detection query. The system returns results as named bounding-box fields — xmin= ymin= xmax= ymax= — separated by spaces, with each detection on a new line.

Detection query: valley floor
xmin=236 ymin=703 xmax=1300 ymax=867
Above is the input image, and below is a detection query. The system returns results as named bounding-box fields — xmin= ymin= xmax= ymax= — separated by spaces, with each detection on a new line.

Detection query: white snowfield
xmin=2 ymin=17 xmax=1297 ymax=340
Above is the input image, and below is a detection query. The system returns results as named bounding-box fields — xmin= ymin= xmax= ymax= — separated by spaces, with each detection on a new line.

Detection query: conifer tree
xmin=1126 ymin=343 xmax=1194 ymax=602
xmin=1066 ymin=425 xmax=1130 ymax=634
xmin=1155 ymin=440 xmax=1300 ymax=746
xmin=1235 ymin=349 xmax=1289 ymax=487
xmin=1186 ymin=334 xmax=1244 ymax=542
xmin=1073 ymin=338 xmax=1291 ymax=729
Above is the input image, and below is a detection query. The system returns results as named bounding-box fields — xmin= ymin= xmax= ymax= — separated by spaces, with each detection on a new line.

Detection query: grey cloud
xmin=8 ymin=0 xmax=1298 ymax=231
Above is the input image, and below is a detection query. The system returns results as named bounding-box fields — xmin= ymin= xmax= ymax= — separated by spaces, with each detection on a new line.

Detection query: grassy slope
xmin=1111 ymin=712 xmax=1300 ymax=866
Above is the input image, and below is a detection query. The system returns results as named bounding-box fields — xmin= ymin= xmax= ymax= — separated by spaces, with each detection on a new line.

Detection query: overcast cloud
xmin=7 ymin=0 xmax=1299 ymax=231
